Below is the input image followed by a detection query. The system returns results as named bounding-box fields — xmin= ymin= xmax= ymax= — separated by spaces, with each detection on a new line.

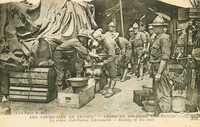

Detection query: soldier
xmin=148 ymin=25 xmax=156 ymax=48
xmin=131 ymin=23 xmax=147 ymax=79
xmin=139 ymin=22 xmax=150 ymax=75
xmin=105 ymin=22 xmax=119 ymax=40
xmin=147 ymin=25 xmax=157 ymax=76
xmin=174 ymin=28 xmax=187 ymax=58
xmin=114 ymin=34 xmax=132 ymax=82
xmin=52 ymin=29 xmax=92 ymax=87
xmin=149 ymin=16 xmax=172 ymax=116
xmin=128 ymin=27 xmax=135 ymax=41
xmin=92 ymin=28 xmax=120 ymax=98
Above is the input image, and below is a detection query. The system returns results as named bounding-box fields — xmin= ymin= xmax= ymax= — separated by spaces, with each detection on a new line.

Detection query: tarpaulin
xmin=34 ymin=0 xmax=97 ymax=40
xmin=0 ymin=0 xmax=23 ymax=4
xmin=158 ymin=0 xmax=193 ymax=8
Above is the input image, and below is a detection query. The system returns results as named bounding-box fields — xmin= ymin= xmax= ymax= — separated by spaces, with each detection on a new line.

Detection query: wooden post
xmin=119 ymin=0 xmax=125 ymax=37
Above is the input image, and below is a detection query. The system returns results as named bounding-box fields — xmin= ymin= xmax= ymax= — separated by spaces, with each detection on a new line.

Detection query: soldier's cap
xmin=148 ymin=25 xmax=153 ymax=29
xmin=129 ymin=27 xmax=134 ymax=32
xmin=92 ymin=28 xmax=103 ymax=39
xmin=132 ymin=23 xmax=139 ymax=28
xmin=77 ymin=29 xmax=92 ymax=39
xmin=149 ymin=16 xmax=168 ymax=26
xmin=108 ymin=22 xmax=116 ymax=27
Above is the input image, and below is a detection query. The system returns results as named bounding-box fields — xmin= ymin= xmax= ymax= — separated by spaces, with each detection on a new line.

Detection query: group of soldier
xmin=53 ymin=22 xmax=132 ymax=98
xmin=52 ymin=14 xmax=172 ymax=115
xmin=129 ymin=16 xmax=172 ymax=115
xmin=0 ymin=12 xmax=172 ymax=116
xmin=98 ymin=15 xmax=171 ymax=114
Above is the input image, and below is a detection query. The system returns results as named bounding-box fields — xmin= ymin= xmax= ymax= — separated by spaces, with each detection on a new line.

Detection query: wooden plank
xmin=9 ymin=91 xmax=48 ymax=96
xmin=31 ymin=88 xmax=48 ymax=92
xmin=30 ymin=92 xmax=47 ymax=96
xmin=9 ymin=91 xmax=29 ymax=96
xmin=10 ymin=83 xmax=48 ymax=88
xmin=9 ymin=95 xmax=47 ymax=100
xmin=29 ymin=96 xmax=47 ymax=100
xmin=9 ymin=78 xmax=48 ymax=85
xmin=9 ymin=72 xmax=48 ymax=79
xmin=10 ymin=86 xmax=48 ymax=92
xmin=9 ymin=95 xmax=29 ymax=99
xmin=10 ymin=86 xmax=31 ymax=91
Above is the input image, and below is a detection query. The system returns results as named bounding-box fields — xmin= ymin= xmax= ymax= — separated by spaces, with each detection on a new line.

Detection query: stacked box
xmin=8 ymin=68 xmax=57 ymax=103
xmin=57 ymin=81 xmax=95 ymax=108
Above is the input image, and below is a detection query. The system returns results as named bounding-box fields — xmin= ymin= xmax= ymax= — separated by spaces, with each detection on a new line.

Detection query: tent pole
xmin=119 ymin=0 xmax=125 ymax=37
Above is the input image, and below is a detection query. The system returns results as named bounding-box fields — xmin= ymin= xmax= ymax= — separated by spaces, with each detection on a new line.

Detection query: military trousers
xmin=151 ymin=63 xmax=172 ymax=112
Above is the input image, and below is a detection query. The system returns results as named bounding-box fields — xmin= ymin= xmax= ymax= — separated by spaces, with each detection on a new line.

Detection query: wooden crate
xmin=57 ymin=83 xmax=95 ymax=108
xmin=8 ymin=68 xmax=57 ymax=103
xmin=88 ymin=78 xmax=100 ymax=93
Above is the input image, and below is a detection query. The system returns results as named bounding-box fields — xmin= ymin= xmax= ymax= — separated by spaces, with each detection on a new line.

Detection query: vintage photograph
xmin=0 ymin=0 xmax=200 ymax=123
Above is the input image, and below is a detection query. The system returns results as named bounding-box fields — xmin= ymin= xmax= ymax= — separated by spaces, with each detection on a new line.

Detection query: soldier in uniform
xmin=92 ymin=29 xmax=120 ymax=98
xmin=128 ymin=27 xmax=135 ymax=41
xmin=148 ymin=25 xmax=157 ymax=77
xmin=173 ymin=28 xmax=187 ymax=58
xmin=131 ymin=23 xmax=147 ymax=79
xmin=52 ymin=29 xmax=92 ymax=87
xmin=149 ymin=16 xmax=172 ymax=116
xmin=115 ymin=34 xmax=132 ymax=82
xmin=139 ymin=22 xmax=150 ymax=75
xmin=148 ymin=25 xmax=157 ymax=48
xmin=105 ymin=22 xmax=119 ymax=40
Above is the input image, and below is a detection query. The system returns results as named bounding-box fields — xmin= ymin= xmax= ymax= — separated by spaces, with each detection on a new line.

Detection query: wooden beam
xmin=119 ymin=0 xmax=125 ymax=37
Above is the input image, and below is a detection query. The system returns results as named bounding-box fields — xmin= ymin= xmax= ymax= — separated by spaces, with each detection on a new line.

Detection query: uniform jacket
xmin=132 ymin=32 xmax=147 ymax=47
xmin=57 ymin=38 xmax=88 ymax=58
xmin=150 ymin=33 xmax=171 ymax=63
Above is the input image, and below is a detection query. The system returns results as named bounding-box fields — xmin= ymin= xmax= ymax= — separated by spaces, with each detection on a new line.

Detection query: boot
xmin=121 ymin=68 xmax=128 ymax=82
xmin=104 ymin=80 xmax=116 ymax=98
xmin=104 ymin=89 xmax=114 ymax=98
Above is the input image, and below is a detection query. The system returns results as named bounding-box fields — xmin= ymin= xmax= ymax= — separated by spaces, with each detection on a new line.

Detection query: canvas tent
xmin=33 ymin=0 xmax=97 ymax=40
xmin=0 ymin=0 xmax=97 ymax=66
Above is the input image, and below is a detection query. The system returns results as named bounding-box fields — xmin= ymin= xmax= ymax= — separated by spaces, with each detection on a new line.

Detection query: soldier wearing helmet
xmin=92 ymin=28 xmax=123 ymax=98
xmin=149 ymin=16 xmax=172 ymax=116
xmin=54 ymin=29 xmax=93 ymax=87
xmin=131 ymin=22 xmax=147 ymax=79
xmin=105 ymin=22 xmax=120 ymax=40
xmin=148 ymin=25 xmax=156 ymax=47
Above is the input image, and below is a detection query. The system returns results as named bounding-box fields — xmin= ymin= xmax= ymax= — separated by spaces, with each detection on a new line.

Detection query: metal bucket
xmin=142 ymin=100 xmax=157 ymax=112
xmin=67 ymin=78 xmax=88 ymax=93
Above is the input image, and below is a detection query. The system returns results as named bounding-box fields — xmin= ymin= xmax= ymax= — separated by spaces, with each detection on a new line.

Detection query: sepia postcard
xmin=0 ymin=0 xmax=200 ymax=127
